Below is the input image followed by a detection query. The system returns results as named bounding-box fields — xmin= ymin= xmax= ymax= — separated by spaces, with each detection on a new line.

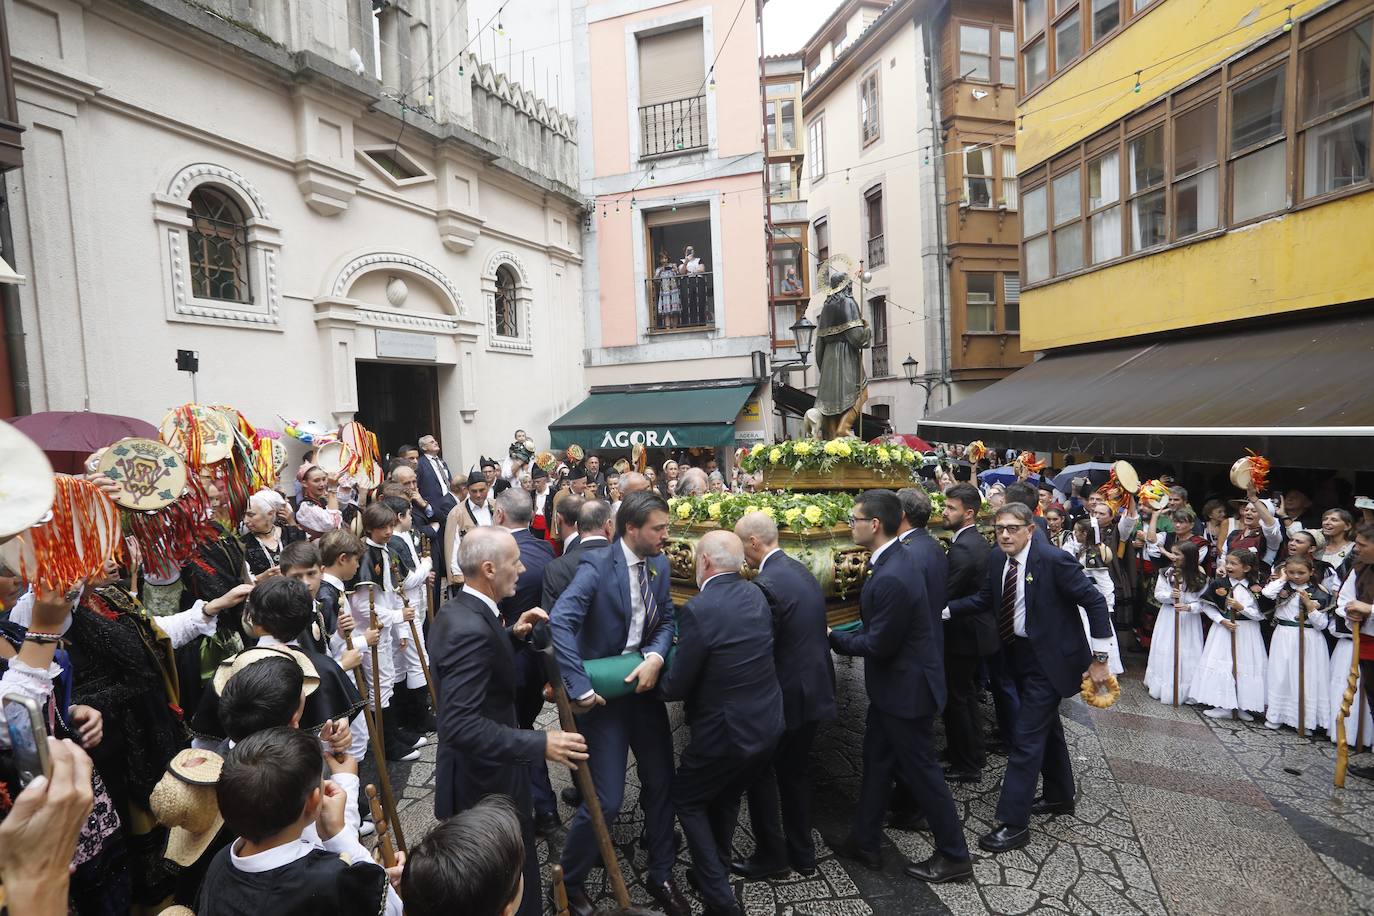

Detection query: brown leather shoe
xmin=646 ymin=877 xmax=691 ymax=916
xmin=559 ymin=890 xmax=593 ymax=916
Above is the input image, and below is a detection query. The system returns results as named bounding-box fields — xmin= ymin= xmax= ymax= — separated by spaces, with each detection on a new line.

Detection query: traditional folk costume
xmin=1260 ymin=577 xmax=1331 ymax=731
xmin=1190 ymin=576 xmax=1268 ymax=716
xmin=295 ymin=493 xmax=343 ymax=540
xmin=442 ymin=472 xmax=494 ymax=583
xmin=1328 ymin=610 xmax=1374 ymax=749
xmin=1066 ymin=522 xmax=1125 ymax=675
xmin=1144 ymin=571 xmax=1206 ymax=705
xmin=347 ymin=538 xmax=418 ymax=760
xmin=316 ymin=572 xmax=371 ymax=761
xmin=1222 ymin=513 xmax=1285 ymax=575
xmin=387 ymin=531 xmax=433 ymax=729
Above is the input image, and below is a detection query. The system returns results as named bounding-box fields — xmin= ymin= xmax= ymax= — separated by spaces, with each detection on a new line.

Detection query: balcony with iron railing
xmin=640 ymin=96 xmax=707 ymax=159
xmin=867 ymin=234 xmax=886 ymax=268
xmin=645 ymin=271 xmax=715 ymax=332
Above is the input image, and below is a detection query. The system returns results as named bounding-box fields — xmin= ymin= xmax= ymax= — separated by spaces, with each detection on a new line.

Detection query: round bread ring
xmin=96 ymin=438 xmax=188 ymax=512
xmin=1080 ymin=673 xmax=1122 ymax=709
xmin=1229 ymin=456 xmax=1253 ymax=489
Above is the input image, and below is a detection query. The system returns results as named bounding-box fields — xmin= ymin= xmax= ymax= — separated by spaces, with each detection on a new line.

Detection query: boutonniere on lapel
xmin=1025 ymin=573 xmax=1035 ymax=584
xmin=647 ymin=565 xmax=658 ymax=581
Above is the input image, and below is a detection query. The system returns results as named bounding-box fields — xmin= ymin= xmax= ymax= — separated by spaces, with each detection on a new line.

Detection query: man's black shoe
xmin=1347 ymin=763 xmax=1374 ymax=781
xmin=791 ymin=861 xmax=817 ymax=877
xmin=943 ymin=766 xmax=982 ymax=784
xmin=829 ymin=836 xmax=883 ymax=871
xmin=1030 ymin=795 xmax=1076 ymax=817
xmin=886 ymin=811 xmax=927 ymax=832
xmin=728 ymin=857 xmax=790 ymax=881
xmin=645 ymin=877 xmax=690 ymax=916
xmin=534 ymin=810 xmax=561 ymax=836
xmin=904 ymin=852 xmax=974 ymax=883
xmin=560 ymin=784 xmax=583 ymax=807
xmin=978 ymin=824 xmax=1030 ymax=853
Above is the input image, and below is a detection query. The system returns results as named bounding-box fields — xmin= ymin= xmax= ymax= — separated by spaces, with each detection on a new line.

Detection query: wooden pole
xmin=1336 ymin=625 xmax=1360 ymax=788
xmin=551 ymin=864 xmax=570 ymax=916
xmin=366 ymin=784 xmax=397 ymax=868
xmin=399 ymin=588 xmax=438 ymax=711
xmin=531 ymin=628 xmax=631 ymax=909
xmin=420 ymin=534 xmax=434 ymax=625
xmin=352 ymin=584 xmax=407 ymax=851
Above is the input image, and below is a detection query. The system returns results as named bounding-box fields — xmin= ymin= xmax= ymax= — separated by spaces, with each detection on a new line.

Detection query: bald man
xmin=612 ymin=472 xmax=651 ymax=518
xmin=659 ymin=530 xmax=784 ymax=916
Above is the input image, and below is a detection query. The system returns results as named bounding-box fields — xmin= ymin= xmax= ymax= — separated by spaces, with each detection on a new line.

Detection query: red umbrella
xmin=6 ymin=411 xmax=159 ymax=474
xmin=869 ymin=433 xmax=933 ymax=452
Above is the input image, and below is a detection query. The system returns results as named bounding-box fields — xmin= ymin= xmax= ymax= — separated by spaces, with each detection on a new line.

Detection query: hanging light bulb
xmin=497 ymin=15 xmax=505 ymax=36
xmin=1133 ymin=70 xmax=1142 ymax=93
xmin=708 ymin=75 xmax=716 ymax=92
xmin=1283 ymin=5 xmax=1294 ymax=31
xmin=1018 ymin=116 xmax=1025 ymax=132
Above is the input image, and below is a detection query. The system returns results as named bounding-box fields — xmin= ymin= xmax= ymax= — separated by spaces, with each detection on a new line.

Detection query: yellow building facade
xmin=1015 ymin=0 xmax=1374 ymax=350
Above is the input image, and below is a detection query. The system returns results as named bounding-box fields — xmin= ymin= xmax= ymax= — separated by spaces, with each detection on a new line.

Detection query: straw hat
xmin=212 ymin=645 xmax=319 ymax=697
xmin=150 ymin=749 xmax=225 ymax=866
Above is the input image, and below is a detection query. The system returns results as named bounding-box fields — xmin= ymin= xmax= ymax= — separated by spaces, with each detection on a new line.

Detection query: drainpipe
xmin=0 ymin=183 xmax=29 ymax=415
xmin=920 ymin=11 xmax=953 ymax=412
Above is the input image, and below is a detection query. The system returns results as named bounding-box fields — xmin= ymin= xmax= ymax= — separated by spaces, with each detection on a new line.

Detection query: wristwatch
xmin=1092 ymin=651 xmax=1110 ymax=664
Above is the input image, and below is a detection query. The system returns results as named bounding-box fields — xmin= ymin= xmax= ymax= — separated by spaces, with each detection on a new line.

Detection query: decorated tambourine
xmin=0 ymin=419 xmax=56 ymax=542
xmin=314 ymin=441 xmax=354 ymax=476
xmin=1080 ymin=673 xmax=1121 ymax=709
xmin=340 ymin=421 xmax=380 ymax=477
xmin=96 ymin=438 xmax=188 ymax=512
xmin=565 ymin=444 xmax=584 ymax=463
xmin=967 ymin=440 xmax=988 ymax=463
xmin=355 ymin=462 xmax=383 ymax=493
xmin=1110 ymin=459 xmax=1141 ymax=494
xmin=1137 ymin=478 xmax=1170 ymax=511
xmin=160 ymin=405 xmax=234 ymax=466
xmin=1230 ymin=450 xmax=1270 ymax=492
xmin=0 ymin=475 xmax=121 ymax=590
xmin=535 ymin=451 xmax=557 ymax=473
xmin=270 ymin=439 xmax=288 ymax=475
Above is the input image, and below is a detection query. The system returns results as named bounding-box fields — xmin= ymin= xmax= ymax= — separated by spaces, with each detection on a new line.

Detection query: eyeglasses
xmin=847 ymin=514 xmax=874 ymax=527
xmin=993 ymin=523 xmax=1029 ymax=534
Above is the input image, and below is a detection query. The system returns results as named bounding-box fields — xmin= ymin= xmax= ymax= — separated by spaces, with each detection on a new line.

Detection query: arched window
xmin=494 ymin=265 xmax=519 ymax=338
xmin=188 ymin=187 xmax=251 ymax=303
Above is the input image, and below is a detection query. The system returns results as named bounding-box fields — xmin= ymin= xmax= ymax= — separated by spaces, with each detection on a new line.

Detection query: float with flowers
xmin=666 ymin=437 xmax=921 ymax=627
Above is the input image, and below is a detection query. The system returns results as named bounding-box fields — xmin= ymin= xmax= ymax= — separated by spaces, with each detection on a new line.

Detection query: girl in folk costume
xmin=1260 ymin=555 xmax=1332 ymax=731
xmin=1283 ymin=528 xmax=1341 ymax=593
xmin=1145 ymin=540 xmax=1208 ymax=705
xmin=1045 ymin=506 xmax=1068 ymax=548
xmin=1202 ymin=499 xmax=1230 ymax=577
xmin=1190 ymin=548 xmax=1268 ymax=719
xmin=1067 ymin=517 xmax=1125 ymax=675
xmin=1223 ymin=490 xmax=1285 ymax=575
xmin=295 ymin=465 xmax=344 ymax=539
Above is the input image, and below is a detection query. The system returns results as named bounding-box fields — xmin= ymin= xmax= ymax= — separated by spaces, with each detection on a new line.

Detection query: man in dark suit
xmin=491 ymin=488 xmax=560 ymax=833
xmin=549 ymin=491 xmax=688 ymax=916
xmin=941 ymin=483 xmax=998 ymax=782
xmin=415 ymin=434 xmax=457 ymax=519
xmin=829 ymin=490 xmax=972 ymax=884
xmin=660 ymin=531 xmax=784 ymax=916
xmin=429 ymin=526 xmax=588 ymax=916
xmin=732 ymin=512 xmax=836 ymax=880
xmin=948 ymin=502 xmax=1113 ymax=853
xmin=542 ymin=500 xmax=614 ymax=609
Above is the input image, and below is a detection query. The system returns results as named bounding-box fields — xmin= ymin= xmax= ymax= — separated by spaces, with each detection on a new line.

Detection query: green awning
xmin=549 ymin=381 xmax=759 ymax=451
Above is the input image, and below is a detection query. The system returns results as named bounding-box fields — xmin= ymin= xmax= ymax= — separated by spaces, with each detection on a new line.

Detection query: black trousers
xmin=672 ymin=743 xmax=775 ymax=911
xmin=995 ymin=637 xmax=1074 ymax=827
xmin=513 ymin=653 xmax=556 ymax=817
xmin=851 ymin=706 xmax=969 ymax=861
xmin=943 ymin=650 xmax=987 ymax=772
xmin=744 ymin=721 xmax=820 ymax=870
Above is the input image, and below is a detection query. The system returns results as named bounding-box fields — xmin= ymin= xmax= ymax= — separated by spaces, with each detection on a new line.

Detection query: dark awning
xmin=549 ymin=380 xmax=759 ymax=451
xmin=771 ymin=383 xmax=888 ymax=440
xmin=918 ymin=312 xmax=1374 ymax=470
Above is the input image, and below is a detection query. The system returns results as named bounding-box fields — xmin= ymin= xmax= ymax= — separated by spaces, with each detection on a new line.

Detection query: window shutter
xmin=1003 ymin=275 xmax=1021 ymax=303
xmin=638 ymin=27 xmax=705 ymax=106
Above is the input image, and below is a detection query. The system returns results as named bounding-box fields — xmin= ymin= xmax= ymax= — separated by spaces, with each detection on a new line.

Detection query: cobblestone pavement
xmin=379 ymin=646 xmax=1374 ymax=915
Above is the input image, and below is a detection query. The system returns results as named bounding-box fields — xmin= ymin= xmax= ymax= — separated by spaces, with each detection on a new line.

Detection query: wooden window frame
xmin=1085 ymin=146 xmax=1123 ymax=264
xmin=863 ymin=181 xmax=887 ymax=268
xmin=1019 ymin=4 xmax=1374 ymax=292
xmin=958 ymin=19 xmax=1019 ymax=87
xmin=859 ymin=65 xmax=882 ymax=148
xmin=1294 ymin=15 xmax=1374 ymax=206
xmin=766 ymin=81 xmax=801 ymax=155
xmin=1018 ymin=0 xmax=1166 ymax=104
xmin=807 ymin=114 xmax=827 ymax=182
xmin=964 ymin=271 xmax=1000 ymax=334
xmin=813 ymin=216 xmax=830 ymax=265
xmin=1125 ymin=121 xmax=1168 ymax=253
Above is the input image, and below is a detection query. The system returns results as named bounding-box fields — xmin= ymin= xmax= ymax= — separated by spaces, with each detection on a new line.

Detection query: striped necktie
xmin=999 ymin=557 xmax=1019 ymax=643
xmin=636 ymin=561 xmax=658 ymax=637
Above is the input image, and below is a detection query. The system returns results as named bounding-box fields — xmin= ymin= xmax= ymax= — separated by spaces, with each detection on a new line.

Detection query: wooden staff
xmin=531 ymin=626 xmax=630 ymax=909
xmin=419 ymin=534 xmax=434 ymax=626
xmin=399 ymin=588 xmax=438 ymax=711
xmin=551 ymin=864 xmax=570 ymax=916
xmin=1298 ymin=593 xmax=1308 ymax=738
xmin=1336 ymin=624 xmax=1361 ymax=788
xmin=1172 ymin=573 xmax=1182 ymax=708
xmin=350 ymin=584 xmax=406 ymax=851
xmin=366 ymin=784 xmax=397 ymax=868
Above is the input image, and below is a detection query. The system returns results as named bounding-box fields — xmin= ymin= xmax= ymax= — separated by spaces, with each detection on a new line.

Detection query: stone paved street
xmin=379 ymin=646 xmax=1374 ymax=915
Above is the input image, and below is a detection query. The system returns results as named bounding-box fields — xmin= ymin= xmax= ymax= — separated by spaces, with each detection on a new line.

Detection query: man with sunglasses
xmin=828 ymin=490 xmax=972 ymax=884
xmin=947 ymin=502 xmax=1113 ymax=854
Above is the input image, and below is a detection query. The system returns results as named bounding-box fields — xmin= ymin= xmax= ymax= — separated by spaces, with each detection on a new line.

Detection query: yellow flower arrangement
xmin=876 ymin=447 xmax=891 ymax=463
xmin=784 ymin=507 xmax=803 ymax=524
xmin=676 ymin=502 xmax=692 ymax=519
xmin=824 ymin=440 xmax=841 ymax=456
xmin=804 ymin=505 xmax=823 ymax=524
xmin=769 ymin=447 xmax=783 ymax=464
xmin=707 ymin=502 xmax=722 ymax=519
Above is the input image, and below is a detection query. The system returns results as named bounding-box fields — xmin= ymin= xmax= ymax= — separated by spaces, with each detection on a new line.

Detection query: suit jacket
xmin=430 ymin=590 xmax=545 ymax=820
xmin=829 ymin=540 xmax=946 ymax=719
xmin=899 ymin=528 xmax=949 ymax=620
xmin=944 ymin=526 xmax=998 ymax=656
xmin=415 ymin=453 xmax=457 ymax=517
xmin=549 ymin=539 xmax=675 ymax=700
xmin=499 ymin=528 xmax=555 ymax=626
xmin=658 ymin=573 xmax=784 ymax=757
xmin=753 ymin=552 xmax=837 ymax=729
xmin=949 ymin=539 xmax=1111 ymax=697
xmin=541 ymin=536 xmax=610 ymax=609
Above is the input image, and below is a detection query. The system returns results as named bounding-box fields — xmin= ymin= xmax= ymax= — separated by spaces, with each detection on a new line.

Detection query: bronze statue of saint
xmin=813 ymin=269 xmax=871 ymax=440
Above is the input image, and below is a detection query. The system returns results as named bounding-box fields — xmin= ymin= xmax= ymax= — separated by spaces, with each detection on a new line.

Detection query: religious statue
xmin=813 ymin=267 xmax=871 ymax=440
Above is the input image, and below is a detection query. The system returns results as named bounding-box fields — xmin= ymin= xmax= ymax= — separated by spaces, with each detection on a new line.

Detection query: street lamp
xmin=902 ymin=354 xmax=938 ymax=415
xmin=791 ymin=316 xmax=816 ymax=361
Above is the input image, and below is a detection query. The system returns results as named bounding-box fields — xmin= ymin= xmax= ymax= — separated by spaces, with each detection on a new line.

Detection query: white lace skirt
xmin=1188 ymin=619 xmax=1267 ymax=712
xmin=1265 ymin=625 xmax=1331 ymax=730
xmin=1144 ymin=606 xmax=1203 ymax=705
xmin=1328 ymin=639 xmax=1374 ymax=747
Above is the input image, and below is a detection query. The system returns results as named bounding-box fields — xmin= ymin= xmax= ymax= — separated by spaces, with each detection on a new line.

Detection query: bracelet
xmin=24 ymin=631 xmax=62 ymax=645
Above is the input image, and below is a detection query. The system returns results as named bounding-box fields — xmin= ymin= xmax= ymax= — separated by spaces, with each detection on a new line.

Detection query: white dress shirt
xmin=425 ymin=454 xmax=450 ymax=496
xmin=868 ymin=536 xmax=899 ymax=566
xmin=620 ymin=542 xmax=666 ymax=664
xmin=1000 ymin=542 xmax=1113 ymax=654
